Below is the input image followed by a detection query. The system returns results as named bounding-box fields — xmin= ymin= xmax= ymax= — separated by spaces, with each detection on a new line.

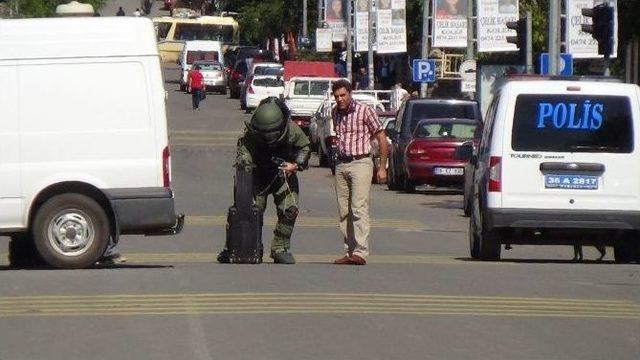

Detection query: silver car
xmin=192 ymin=60 xmax=227 ymax=95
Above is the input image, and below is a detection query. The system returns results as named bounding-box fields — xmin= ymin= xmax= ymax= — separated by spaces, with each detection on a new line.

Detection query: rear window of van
xmin=512 ymin=95 xmax=633 ymax=153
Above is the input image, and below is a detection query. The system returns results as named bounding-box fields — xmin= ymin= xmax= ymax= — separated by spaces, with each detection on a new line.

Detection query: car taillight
xmin=488 ymin=156 xmax=501 ymax=192
xmin=406 ymin=142 xmax=428 ymax=159
xmin=162 ymin=146 xmax=171 ymax=188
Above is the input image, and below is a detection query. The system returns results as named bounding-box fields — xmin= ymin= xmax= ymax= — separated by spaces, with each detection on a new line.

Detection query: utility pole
xmin=549 ymin=0 xmax=561 ymax=75
xmin=346 ymin=0 xmax=353 ymax=82
xmin=420 ymin=0 xmax=430 ymax=98
xmin=368 ymin=0 xmax=375 ymax=89
xmin=526 ymin=11 xmax=533 ymax=74
xmin=465 ymin=0 xmax=474 ymax=61
xmin=303 ymin=0 xmax=308 ymax=39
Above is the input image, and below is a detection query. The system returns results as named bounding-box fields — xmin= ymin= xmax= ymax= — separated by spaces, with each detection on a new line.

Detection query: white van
xmin=0 ymin=17 xmax=183 ymax=268
xmin=464 ymin=78 xmax=640 ymax=262
xmin=178 ymin=40 xmax=222 ymax=91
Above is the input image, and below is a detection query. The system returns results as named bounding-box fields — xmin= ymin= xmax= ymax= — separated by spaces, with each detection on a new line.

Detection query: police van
xmin=463 ymin=78 xmax=640 ymax=262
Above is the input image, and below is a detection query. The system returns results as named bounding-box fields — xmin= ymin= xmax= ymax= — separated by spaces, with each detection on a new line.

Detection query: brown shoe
xmin=334 ymin=255 xmax=352 ymax=264
xmin=350 ymin=254 xmax=367 ymax=265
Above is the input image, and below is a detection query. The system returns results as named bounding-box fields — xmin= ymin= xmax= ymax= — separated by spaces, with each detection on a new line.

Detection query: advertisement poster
xmin=432 ymin=0 xmax=468 ymax=48
xmin=316 ymin=28 xmax=333 ymax=52
xmin=566 ymin=0 xmax=618 ymax=59
xmin=376 ymin=0 xmax=407 ymax=53
xmin=355 ymin=0 xmax=369 ymax=52
xmin=476 ymin=0 xmax=519 ymax=52
xmin=325 ymin=0 xmax=347 ymax=41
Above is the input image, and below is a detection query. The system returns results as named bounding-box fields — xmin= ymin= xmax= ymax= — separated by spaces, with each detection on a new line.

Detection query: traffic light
xmin=581 ymin=3 xmax=615 ymax=56
xmin=506 ymin=18 xmax=526 ymax=50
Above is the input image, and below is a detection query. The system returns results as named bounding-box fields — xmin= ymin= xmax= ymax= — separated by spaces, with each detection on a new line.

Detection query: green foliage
xmin=8 ymin=0 xmax=106 ymax=17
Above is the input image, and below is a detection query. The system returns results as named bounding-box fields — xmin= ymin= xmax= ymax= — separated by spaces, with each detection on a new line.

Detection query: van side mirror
xmin=457 ymin=142 xmax=475 ymax=163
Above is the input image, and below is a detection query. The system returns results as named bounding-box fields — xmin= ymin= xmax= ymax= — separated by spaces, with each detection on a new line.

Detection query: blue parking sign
xmin=412 ymin=59 xmax=436 ymax=83
xmin=540 ymin=53 xmax=573 ymax=76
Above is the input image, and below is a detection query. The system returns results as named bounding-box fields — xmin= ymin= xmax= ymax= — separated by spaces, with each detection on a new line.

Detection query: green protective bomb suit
xmin=236 ymin=99 xmax=311 ymax=254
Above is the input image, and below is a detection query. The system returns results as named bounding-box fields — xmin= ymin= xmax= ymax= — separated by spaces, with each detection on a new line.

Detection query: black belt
xmin=336 ymin=153 xmax=371 ymax=163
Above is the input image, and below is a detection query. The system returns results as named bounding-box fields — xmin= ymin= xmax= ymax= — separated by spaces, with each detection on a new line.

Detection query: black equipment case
xmin=220 ymin=165 xmax=263 ymax=263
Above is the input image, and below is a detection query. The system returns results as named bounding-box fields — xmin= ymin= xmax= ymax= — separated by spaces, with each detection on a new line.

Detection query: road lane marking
xmin=170 ymin=131 xmax=243 ymax=135
xmin=171 ymin=143 xmax=236 ymax=148
xmin=0 ymin=293 xmax=636 ymax=319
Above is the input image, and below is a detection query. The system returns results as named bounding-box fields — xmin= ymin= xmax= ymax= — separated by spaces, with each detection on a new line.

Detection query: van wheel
xmin=220 ymin=87 xmax=227 ymax=95
xmin=32 ymin=194 xmax=110 ymax=269
xmin=8 ymin=233 xmax=44 ymax=268
xmin=470 ymin=208 xmax=501 ymax=261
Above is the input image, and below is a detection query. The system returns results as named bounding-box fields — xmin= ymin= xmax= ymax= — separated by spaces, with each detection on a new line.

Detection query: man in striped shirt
xmin=330 ymin=79 xmax=388 ymax=265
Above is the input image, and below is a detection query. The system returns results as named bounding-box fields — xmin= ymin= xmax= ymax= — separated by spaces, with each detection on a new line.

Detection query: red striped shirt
xmin=332 ymin=100 xmax=382 ymax=157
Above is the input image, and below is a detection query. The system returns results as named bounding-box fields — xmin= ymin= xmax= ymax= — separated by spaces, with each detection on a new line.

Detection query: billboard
xmin=355 ymin=0 xmax=369 ymax=52
xmin=566 ymin=0 xmax=618 ymax=59
xmin=432 ymin=0 xmax=468 ymax=48
xmin=376 ymin=0 xmax=407 ymax=53
xmin=476 ymin=0 xmax=519 ymax=52
xmin=325 ymin=0 xmax=347 ymax=41
xmin=316 ymin=28 xmax=333 ymax=52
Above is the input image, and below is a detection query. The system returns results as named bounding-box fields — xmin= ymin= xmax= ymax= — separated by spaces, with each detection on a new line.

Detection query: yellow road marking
xmin=170 ymin=130 xmax=243 ymax=135
xmin=171 ymin=143 xmax=236 ymax=147
xmin=0 ymin=292 xmax=636 ymax=319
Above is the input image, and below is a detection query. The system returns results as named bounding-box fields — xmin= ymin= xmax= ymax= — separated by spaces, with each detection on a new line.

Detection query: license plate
xmin=433 ymin=167 xmax=463 ymax=176
xmin=544 ymin=174 xmax=599 ymax=190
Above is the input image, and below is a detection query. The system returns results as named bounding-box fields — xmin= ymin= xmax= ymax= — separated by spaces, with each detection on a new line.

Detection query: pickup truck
xmin=283 ymin=76 xmax=345 ymax=137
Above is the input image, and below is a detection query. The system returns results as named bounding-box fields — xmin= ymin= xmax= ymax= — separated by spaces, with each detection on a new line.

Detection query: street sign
xmin=412 ymin=59 xmax=436 ymax=83
xmin=540 ymin=53 xmax=573 ymax=76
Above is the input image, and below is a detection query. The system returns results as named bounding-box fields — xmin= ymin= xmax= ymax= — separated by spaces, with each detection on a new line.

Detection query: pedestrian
xmin=133 ymin=8 xmax=141 ymax=16
xmin=355 ymin=66 xmax=369 ymax=90
xmin=188 ymin=65 xmax=204 ymax=110
xmin=142 ymin=0 xmax=153 ymax=15
xmin=116 ymin=6 xmax=125 ymax=16
xmin=228 ymin=97 xmax=311 ymax=264
xmin=393 ymin=82 xmax=410 ymax=105
xmin=330 ymin=80 xmax=388 ymax=265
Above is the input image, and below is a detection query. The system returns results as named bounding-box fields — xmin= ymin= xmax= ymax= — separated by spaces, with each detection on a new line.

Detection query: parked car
xmin=371 ymin=111 xmax=397 ymax=184
xmin=178 ymin=40 xmax=222 ymax=91
xmin=240 ymin=62 xmax=283 ymax=109
xmin=244 ymin=75 xmax=285 ymax=112
xmin=225 ymin=47 xmax=274 ymax=98
xmin=462 ymin=78 xmax=640 ymax=262
xmin=461 ymin=140 xmax=479 ymax=217
xmin=386 ymin=98 xmax=482 ymax=193
xmin=189 ymin=60 xmax=227 ymax=94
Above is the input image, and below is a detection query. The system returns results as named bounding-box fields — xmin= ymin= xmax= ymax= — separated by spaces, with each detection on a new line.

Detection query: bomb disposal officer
xmin=234 ymin=97 xmax=311 ymax=264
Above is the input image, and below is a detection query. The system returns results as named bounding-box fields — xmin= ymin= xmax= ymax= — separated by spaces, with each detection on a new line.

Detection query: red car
xmin=387 ymin=118 xmax=482 ymax=192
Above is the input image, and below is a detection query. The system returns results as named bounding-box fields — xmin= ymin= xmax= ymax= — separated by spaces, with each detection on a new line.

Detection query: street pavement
xmin=0 ymin=6 xmax=639 ymax=359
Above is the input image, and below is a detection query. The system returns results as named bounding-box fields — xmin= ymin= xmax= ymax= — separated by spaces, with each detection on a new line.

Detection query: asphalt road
xmin=0 ymin=5 xmax=639 ymax=359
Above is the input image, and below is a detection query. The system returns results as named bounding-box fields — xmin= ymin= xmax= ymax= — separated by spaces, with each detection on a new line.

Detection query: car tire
xmin=387 ymin=163 xmax=400 ymax=191
xmin=32 ymin=193 xmax=111 ymax=269
xmin=463 ymin=188 xmax=473 ymax=217
xmin=8 ymin=233 xmax=45 ymax=268
xmin=468 ymin=220 xmax=480 ymax=259
xmin=180 ymin=84 xmax=186 ymax=92
xmin=220 ymin=88 xmax=227 ymax=95
xmin=470 ymin=206 xmax=501 ymax=261
xmin=613 ymin=233 xmax=638 ymax=263
xmin=403 ymin=175 xmax=416 ymax=193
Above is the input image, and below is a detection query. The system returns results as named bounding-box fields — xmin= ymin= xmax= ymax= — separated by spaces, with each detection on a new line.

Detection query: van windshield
xmin=175 ymin=24 xmax=234 ymax=43
xmin=410 ymin=103 xmax=477 ymax=132
xmin=512 ymin=95 xmax=633 ymax=153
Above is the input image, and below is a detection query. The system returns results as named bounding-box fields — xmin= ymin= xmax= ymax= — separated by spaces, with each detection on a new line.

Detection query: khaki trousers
xmin=334 ymin=157 xmax=373 ymax=258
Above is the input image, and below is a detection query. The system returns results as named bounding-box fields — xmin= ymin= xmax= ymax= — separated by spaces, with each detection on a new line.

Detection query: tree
xmin=5 ymin=0 xmax=106 ymax=17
